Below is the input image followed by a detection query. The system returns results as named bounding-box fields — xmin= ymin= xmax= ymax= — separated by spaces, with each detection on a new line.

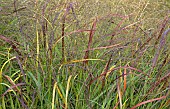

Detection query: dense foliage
xmin=0 ymin=0 xmax=170 ymax=109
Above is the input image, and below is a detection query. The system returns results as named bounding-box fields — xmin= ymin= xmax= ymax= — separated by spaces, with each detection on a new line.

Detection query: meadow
xmin=0 ymin=0 xmax=170 ymax=109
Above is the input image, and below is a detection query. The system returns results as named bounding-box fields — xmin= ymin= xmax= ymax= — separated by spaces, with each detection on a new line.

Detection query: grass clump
xmin=0 ymin=0 xmax=170 ymax=109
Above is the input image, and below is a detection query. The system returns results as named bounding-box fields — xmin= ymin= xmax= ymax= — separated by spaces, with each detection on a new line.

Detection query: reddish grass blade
xmin=130 ymin=96 xmax=166 ymax=109
xmin=41 ymin=2 xmax=48 ymax=48
xmin=152 ymin=27 xmax=170 ymax=69
xmin=0 ymin=35 xmax=21 ymax=55
xmin=83 ymin=18 xmax=97 ymax=65
xmin=53 ymin=29 xmax=95 ymax=50
xmin=16 ymin=55 xmax=26 ymax=80
xmin=155 ymin=17 xmax=169 ymax=45
xmin=100 ymin=53 xmax=113 ymax=87
xmin=83 ymin=43 xmax=121 ymax=51
xmin=113 ymin=101 xmax=120 ymax=109
xmin=3 ymin=75 xmax=28 ymax=109
xmin=110 ymin=14 xmax=131 ymax=43
xmin=2 ymin=83 xmax=26 ymax=96
xmin=69 ymin=2 xmax=80 ymax=26
xmin=134 ymin=18 xmax=169 ymax=55
xmin=65 ymin=29 xmax=95 ymax=36
xmin=98 ymin=13 xmax=132 ymax=23
xmin=151 ymin=17 xmax=169 ymax=70
xmin=61 ymin=3 xmax=73 ymax=62
xmin=149 ymin=72 xmax=170 ymax=93
xmin=141 ymin=72 xmax=170 ymax=102
xmin=3 ymin=75 xmax=22 ymax=95
xmin=89 ymin=66 xmax=149 ymax=86
xmin=159 ymin=53 xmax=169 ymax=70
xmin=12 ymin=6 xmax=26 ymax=13
xmin=62 ymin=16 xmax=66 ymax=62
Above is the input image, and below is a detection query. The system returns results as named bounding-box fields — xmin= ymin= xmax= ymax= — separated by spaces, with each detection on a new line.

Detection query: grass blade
xmin=130 ymin=96 xmax=166 ymax=109
xmin=65 ymin=75 xmax=72 ymax=109
xmin=83 ymin=18 xmax=97 ymax=65
xmin=52 ymin=82 xmax=57 ymax=109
